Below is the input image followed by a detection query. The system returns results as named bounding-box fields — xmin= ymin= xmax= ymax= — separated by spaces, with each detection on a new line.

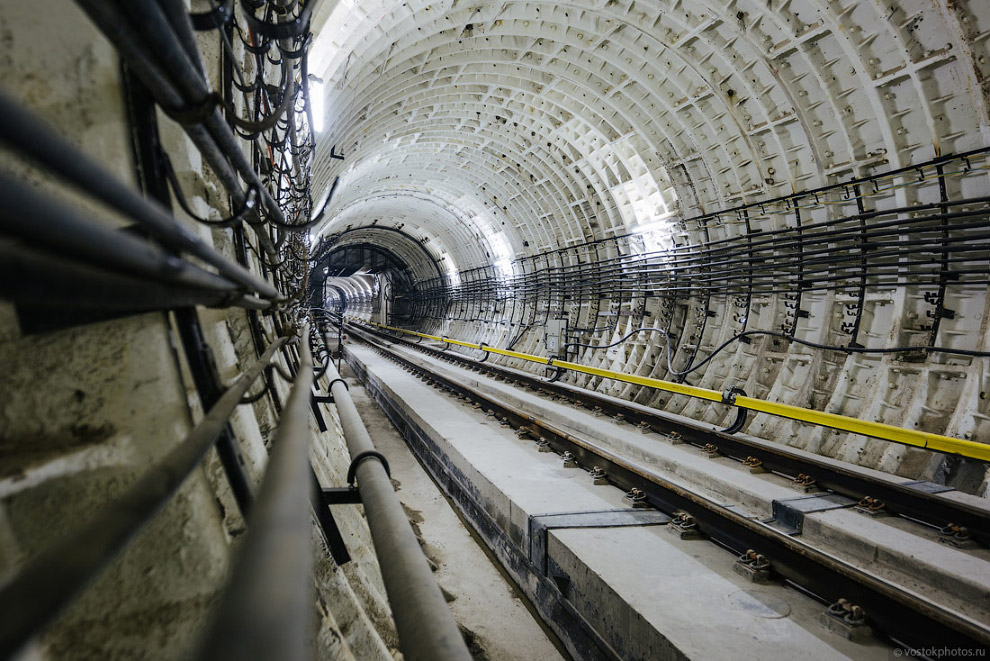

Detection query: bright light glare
xmin=488 ymin=231 xmax=513 ymax=277
xmin=633 ymin=219 xmax=675 ymax=253
xmin=310 ymin=80 xmax=324 ymax=132
xmin=447 ymin=268 xmax=461 ymax=287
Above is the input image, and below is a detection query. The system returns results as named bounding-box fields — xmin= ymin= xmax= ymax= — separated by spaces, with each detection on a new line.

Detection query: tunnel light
xmin=488 ymin=232 xmax=514 ymax=278
xmin=633 ymin=218 xmax=676 ymax=253
xmin=494 ymin=259 xmax=513 ymax=278
xmin=310 ymin=79 xmax=324 ymax=133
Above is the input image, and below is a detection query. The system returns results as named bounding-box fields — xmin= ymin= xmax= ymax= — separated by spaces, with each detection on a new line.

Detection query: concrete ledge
xmin=347 ymin=344 xmax=890 ymax=660
xmin=380 ymin=341 xmax=990 ymax=627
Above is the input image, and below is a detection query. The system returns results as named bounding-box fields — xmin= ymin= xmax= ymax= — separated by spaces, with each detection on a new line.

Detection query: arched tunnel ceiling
xmin=325 ymin=193 xmax=488 ymax=275
xmin=324 ymin=224 xmax=446 ymax=282
xmin=308 ymin=0 xmax=989 ymax=269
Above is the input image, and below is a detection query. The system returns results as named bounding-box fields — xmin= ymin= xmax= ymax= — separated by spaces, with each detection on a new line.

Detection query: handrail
xmin=356 ymin=320 xmax=990 ymax=462
xmin=324 ymin=356 xmax=472 ymax=660
xmin=0 ymin=336 xmax=286 ymax=659
xmin=198 ymin=327 xmax=315 ymax=660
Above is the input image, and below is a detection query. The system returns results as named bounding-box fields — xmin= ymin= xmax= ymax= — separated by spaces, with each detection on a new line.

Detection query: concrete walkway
xmin=342 ymin=365 xmax=568 ymax=661
xmin=345 ymin=342 xmax=899 ymax=660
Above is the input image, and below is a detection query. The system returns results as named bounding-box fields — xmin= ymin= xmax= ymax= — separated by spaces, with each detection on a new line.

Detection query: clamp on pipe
xmin=346 ymin=450 xmax=391 ymax=486
xmin=720 ymin=387 xmax=749 ymax=435
xmin=546 ymin=355 xmax=564 ymax=383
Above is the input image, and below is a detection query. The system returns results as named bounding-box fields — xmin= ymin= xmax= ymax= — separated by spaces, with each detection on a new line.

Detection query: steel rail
xmin=0 ymin=336 xmax=286 ymax=659
xmin=353 ymin=321 xmax=990 ymax=544
xmin=350 ymin=327 xmax=990 ymax=652
xmin=322 ymin=359 xmax=472 ymax=661
xmin=359 ymin=321 xmax=990 ymax=462
xmin=198 ymin=328 xmax=315 ymax=661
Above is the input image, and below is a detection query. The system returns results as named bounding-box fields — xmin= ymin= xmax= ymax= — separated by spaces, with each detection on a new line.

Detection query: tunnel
xmin=0 ymin=0 xmax=988 ymax=659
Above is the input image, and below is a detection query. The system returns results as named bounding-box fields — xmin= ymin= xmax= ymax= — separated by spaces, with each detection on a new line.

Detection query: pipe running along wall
xmin=356 ymin=319 xmax=990 ymax=462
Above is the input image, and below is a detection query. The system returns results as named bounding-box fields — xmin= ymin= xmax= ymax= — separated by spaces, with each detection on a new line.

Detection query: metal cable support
xmin=0 ymin=91 xmax=280 ymax=300
xmin=398 ymin=151 xmax=989 ymax=364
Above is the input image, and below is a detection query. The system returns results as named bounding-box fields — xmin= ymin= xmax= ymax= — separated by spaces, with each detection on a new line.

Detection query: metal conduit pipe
xmin=73 ymin=0 xmax=282 ymax=258
xmin=0 ymin=172 xmax=240 ymax=293
xmin=0 ymin=244 xmax=269 ymax=311
xmin=157 ymin=0 xmax=208 ymax=80
xmin=0 ymin=91 xmax=279 ymax=298
xmin=198 ymin=327 xmax=315 ymax=661
xmin=323 ymin=360 xmax=472 ymax=661
xmin=0 ymin=336 xmax=286 ymax=659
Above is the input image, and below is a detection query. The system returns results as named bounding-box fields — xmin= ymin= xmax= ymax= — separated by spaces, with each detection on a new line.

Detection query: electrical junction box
xmin=544 ymin=319 xmax=567 ymax=354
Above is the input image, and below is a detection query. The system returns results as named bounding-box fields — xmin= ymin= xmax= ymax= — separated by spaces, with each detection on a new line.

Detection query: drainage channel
xmin=340 ymin=363 xmax=570 ymax=661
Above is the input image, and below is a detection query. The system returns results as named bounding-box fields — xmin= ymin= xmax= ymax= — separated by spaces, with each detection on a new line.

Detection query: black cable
xmin=565 ymin=327 xmax=669 ymax=352
xmin=570 ymin=326 xmax=990 ymax=380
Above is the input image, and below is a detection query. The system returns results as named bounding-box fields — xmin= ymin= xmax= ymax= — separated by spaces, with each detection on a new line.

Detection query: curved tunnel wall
xmin=308 ymin=0 xmax=990 ymax=492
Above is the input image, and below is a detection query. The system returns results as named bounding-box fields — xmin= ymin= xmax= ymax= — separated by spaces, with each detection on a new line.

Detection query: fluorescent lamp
xmin=310 ymin=79 xmax=324 ymax=133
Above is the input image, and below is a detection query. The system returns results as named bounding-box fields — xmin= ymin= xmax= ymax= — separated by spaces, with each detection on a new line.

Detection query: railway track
xmin=346 ymin=321 xmax=990 ymax=654
xmin=352 ymin=321 xmax=990 ymax=545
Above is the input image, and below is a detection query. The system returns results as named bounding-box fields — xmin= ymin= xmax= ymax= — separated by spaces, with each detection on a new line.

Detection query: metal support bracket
xmin=312 ymin=469 xmax=351 ymax=565
xmin=315 ymin=451 xmax=392 ymax=564
xmin=321 ymin=487 xmax=362 ymax=505
xmin=720 ymin=386 xmax=748 ymax=434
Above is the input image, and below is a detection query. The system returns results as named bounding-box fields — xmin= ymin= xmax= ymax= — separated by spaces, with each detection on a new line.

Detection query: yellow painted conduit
xmin=357 ymin=320 xmax=990 ymax=462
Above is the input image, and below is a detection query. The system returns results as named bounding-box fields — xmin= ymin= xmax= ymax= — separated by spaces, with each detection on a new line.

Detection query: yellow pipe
xmin=550 ymin=360 xmax=724 ymax=402
xmin=349 ymin=320 xmax=988 ymax=461
xmin=483 ymin=345 xmax=552 ymax=365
